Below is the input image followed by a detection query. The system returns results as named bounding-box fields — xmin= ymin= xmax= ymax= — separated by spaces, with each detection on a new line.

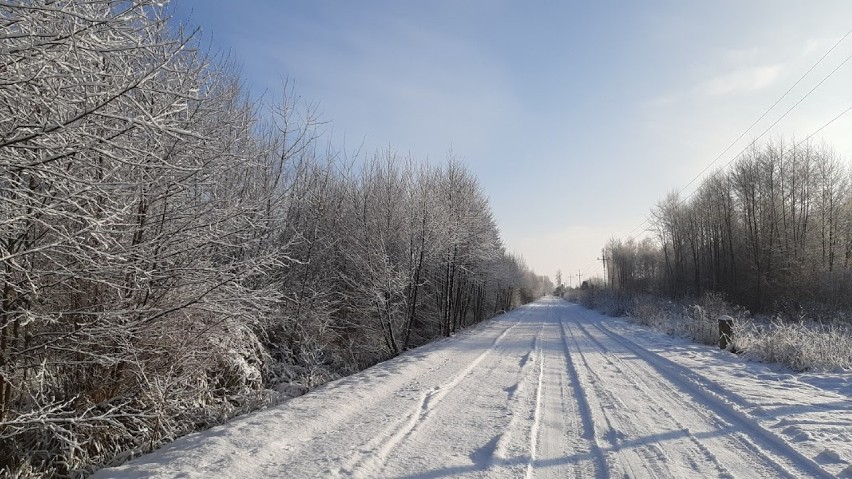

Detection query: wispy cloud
xmin=697 ymin=65 xmax=784 ymax=97
xmin=717 ymin=46 xmax=762 ymax=64
xmin=800 ymin=37 xmax=835 ymax=58
xmin=230 ymin=7 xmax=519 ymax=163
xmin=172 ymin=0 xmax=852 ymax=277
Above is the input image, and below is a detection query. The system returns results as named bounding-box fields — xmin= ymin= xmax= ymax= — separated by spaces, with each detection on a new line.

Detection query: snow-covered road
xmin=97 ymin=297 xmax=852 ymax=478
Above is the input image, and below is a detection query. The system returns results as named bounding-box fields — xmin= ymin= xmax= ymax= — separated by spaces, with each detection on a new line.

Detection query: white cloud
xmin=800 ymin=37 xmax=835 ymax=58
xmin=697 ymin=64 xmax=783 ymax=97
xmin=718 ymin=46 xmax=761 ymax=64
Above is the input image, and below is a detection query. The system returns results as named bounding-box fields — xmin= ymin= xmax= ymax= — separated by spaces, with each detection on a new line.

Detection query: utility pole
xmin=577 ymin=270 xmax=583 ymax=286
xmin=597 ymin=252 xmax=609 ymax=288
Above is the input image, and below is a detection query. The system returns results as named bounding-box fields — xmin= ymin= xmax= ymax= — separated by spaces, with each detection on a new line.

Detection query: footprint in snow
xmin=774 ymin=418 xmax=791 ymax=427
xmin=781 ymin=425 xmax=811 ymax=442
xmin=815 ymin=448 xmax=845 ymax=464
xmin=750 ymin=406 xmax=769 ymax=416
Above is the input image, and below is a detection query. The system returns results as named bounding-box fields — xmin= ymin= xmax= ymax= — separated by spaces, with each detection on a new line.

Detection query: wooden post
xmin=719 ymin=315 xmax=734 ymax=350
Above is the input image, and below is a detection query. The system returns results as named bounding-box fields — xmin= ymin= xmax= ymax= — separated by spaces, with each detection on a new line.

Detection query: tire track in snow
xmin=556 ymin=315 xmax=609 ymax=479
xmin=586 ymin=318 xmax=797 ymax=478
xmin=563 ymin=319 xmax=659 ymax=478
xmin=572 ymin=318 xmax=734 ymax=478
xmin=100 ymin=298 xmax=850 ymax=478
xmin=338 ymin=314 xmax=525 ymax=478
xmin=592 ymin=318 xmax=833 ymax=479
xmin=576 ymin=312 xmax=739 ymax=478
xmin=524 ymin=330 xmax=545 ymax=479
xmin=492 ymin=319 xmax=545 ymax=473
xmin=521 ymin=305 xmax=604 ymax=479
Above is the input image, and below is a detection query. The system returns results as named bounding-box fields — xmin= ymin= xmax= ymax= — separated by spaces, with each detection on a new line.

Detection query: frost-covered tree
xmin=0 ymin=1 xmax=295 ymax=474
xmin=0 ymin=2 xmax=547 ymax=476
xmin=614 ymin=139 xmax=852 ymax=313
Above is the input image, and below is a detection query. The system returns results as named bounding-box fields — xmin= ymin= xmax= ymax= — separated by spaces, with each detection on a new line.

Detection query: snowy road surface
xmin=97 ymin=297 xmax=852 ymax=478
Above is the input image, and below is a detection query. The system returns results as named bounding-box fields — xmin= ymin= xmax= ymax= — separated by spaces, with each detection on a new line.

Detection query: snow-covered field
xmin=95 ymin=297 xmax=852 ymax=478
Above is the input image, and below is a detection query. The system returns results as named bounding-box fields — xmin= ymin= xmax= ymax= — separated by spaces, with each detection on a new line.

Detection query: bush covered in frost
xmin=573 ymin=289 xmax=851 ymax=372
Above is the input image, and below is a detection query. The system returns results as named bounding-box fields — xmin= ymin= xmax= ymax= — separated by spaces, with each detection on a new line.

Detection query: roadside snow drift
xmin=95 ymin=297 xmax=852 ymax=478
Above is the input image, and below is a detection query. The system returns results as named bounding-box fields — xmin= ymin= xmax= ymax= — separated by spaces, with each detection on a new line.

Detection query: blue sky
xmin=171 ymin=1 xmax=852 ymax=283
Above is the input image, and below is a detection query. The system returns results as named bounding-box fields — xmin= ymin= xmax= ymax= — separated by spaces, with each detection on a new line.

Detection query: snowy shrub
xmin=573 ymin=288 xmax=632 ymax=316
xmin=735 ymin=318 xmax=852 ymax=371
xmin=601 ymin=291 xmax=852 ymax=372
xmin=626 ymin=294 xmax=669 ymax=327
xmin=619 ymin=294 xmax=723 ymax=346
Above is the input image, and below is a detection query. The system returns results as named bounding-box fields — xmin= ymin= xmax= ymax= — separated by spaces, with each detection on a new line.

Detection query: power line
xmin=673 ymin=26 xmax=852 ymax=201
xmin=667 ymin=99 xmax=852 ymax=212
xmin=619 ymin=31 xmax=851 ymax=244
xmin=668 ymin=33 xmax=852 ymax=215
xmin=801 ymin=101 xmax=852 ymax=141
xmin=581 ymin=96 xmax=852 ymax=279
xmin=575 ymin=26 xmax=852 ymax=277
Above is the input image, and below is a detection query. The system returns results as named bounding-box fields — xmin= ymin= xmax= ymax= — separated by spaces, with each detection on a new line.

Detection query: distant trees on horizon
xmin=604 ymin=139 xmax=852 ymax=314
xmin=0 ymin=1 xmax=551 ymax=475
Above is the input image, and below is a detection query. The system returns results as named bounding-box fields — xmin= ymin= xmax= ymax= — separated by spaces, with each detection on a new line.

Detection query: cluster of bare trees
xmin=267 ymin=154 xmax=550 ymax=381
xmin=0 ymin=2 xmax=548 ymax=476
xmin=604 ymin=139 xmax=852 ymax=313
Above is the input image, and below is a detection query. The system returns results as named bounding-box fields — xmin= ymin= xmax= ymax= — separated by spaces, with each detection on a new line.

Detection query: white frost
xmin=95 ymin=297 xmax=851 ymax=478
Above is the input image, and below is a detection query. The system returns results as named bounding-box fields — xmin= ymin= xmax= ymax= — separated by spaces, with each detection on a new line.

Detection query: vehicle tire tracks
xmin=338 ymin=314 xmax=525 ymax=478
xmin=556 ymin=315 xmax=609 ymax=478
xmin=591 ymin=316 xmax=833 ymax=479
xmin=572 ymin=316 xmax=734 ymax=478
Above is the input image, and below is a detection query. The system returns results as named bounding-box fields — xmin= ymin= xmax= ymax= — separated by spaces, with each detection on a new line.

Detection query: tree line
xmin=0 ymin=2 xmax=550 ymax=476
xmin=603 ymin=139 xmax=852 ymax=313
